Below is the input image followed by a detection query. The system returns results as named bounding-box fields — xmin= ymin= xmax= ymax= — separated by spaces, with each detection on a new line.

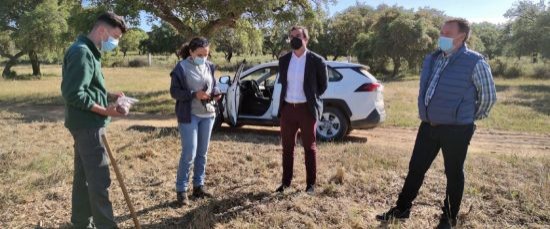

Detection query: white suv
xmin=216 ymin=61 xmax=386 ymax=141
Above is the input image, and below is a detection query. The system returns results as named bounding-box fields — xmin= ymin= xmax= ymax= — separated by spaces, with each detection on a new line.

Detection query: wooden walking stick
xmin=101 ymin=134 xmax=142 ymax=229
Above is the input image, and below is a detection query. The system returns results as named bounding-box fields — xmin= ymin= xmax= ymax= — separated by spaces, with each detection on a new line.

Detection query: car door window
xmin=264 ymin=68 xmax=278 ymax=87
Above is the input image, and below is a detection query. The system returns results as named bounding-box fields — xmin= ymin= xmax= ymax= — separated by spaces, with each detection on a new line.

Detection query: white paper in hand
xmin=116 ymin=96 xmax=139 ymax=115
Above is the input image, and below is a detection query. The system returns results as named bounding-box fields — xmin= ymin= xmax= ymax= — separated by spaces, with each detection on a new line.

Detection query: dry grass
xmin=0 ymin=65 xmax=549 ymax=228
xmin=0 ymin=109 xmax=549 ymax=228
xmin=1 ymin=65 xmax=235 ymax=115
xmin=381 ymin=78 xmax=550 ymax=133
xmin=3 ymin=65 xmax=548 ymax=133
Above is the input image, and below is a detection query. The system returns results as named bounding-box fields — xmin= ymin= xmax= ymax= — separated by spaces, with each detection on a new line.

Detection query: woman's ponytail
xmin=178 ymin=44 xmax=191 ymax=60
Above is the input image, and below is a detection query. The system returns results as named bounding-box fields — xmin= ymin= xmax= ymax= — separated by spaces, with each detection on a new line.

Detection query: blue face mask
xmin=193 ymin=56 xmax=207 ymax=65
xmin=101 ymin=36 xmax=119 ymax=52
xmin=438 ymin=36 xmax=454 ymax=53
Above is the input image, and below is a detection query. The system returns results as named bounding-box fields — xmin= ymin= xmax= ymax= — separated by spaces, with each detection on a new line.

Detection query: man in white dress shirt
xmin=275 ymin=25 xmax=328 ymax=194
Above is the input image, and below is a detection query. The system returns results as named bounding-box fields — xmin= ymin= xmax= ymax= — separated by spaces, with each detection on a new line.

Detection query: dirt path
xmin=352 ymin=126 xmax=550 ymax=156
xmin=4 ymin=105 xmax=549 ymax=156
xmin=112 ymin=112 xmax=550 ymax=156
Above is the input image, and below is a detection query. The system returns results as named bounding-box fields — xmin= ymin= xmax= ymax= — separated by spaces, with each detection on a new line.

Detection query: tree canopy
xmin=119 ymin=28 xmax=148 ymax=57
xmin=92 ymin=0 xmax=328 ymax=39
xmin=1 ymin=0 xmax=71 ymax=78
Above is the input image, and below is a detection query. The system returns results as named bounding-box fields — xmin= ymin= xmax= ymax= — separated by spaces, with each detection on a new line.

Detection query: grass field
xmin=2 ymin=64 xmax=549 ymax=133
xmin=0 ymin=65 xmax=549 ymax=228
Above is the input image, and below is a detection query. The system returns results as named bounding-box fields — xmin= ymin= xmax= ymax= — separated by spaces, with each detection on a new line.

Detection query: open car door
xmin=270 ymin=73 xmax=282 ymax=118
xmin=225 ymin=62 xmax=245 ymax=126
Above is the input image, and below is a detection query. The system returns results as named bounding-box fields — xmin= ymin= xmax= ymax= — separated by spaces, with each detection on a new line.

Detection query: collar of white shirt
xmin=291 ymin=49 xmax=308 ymax=60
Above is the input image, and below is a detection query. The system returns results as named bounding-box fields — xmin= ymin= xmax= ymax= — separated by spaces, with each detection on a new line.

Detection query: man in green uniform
xmin=61 ymin=12 xmax=127 ymax=229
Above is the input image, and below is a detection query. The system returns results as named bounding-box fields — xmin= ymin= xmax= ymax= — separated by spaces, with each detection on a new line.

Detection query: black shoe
xmin=192 ymin=186 xmax=213 ymax=198
xmin=375 ymin=207 xmax=411 ymax=222
xmin=275 ymin=184 xmax=289 ymax=193
xmin=176 ymin=191 xmax=189 ymax=206
xmin=305 ymin=184 xmax=315 ymax=194
xmin=436 ymin=215 xmax=457 ymax=229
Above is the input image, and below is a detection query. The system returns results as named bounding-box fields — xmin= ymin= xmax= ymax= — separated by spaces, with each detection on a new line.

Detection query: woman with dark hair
xmin=169 ymin=37 xmax=221 ymax=206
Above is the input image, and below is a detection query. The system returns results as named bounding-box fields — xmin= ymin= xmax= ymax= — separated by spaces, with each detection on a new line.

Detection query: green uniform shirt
xmin=61 ymin=35 xmax=110 ymax=130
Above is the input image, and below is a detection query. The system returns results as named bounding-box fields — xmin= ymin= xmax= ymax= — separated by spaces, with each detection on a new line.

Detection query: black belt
xmin=423 ymin=121 xmax=472 ymax=127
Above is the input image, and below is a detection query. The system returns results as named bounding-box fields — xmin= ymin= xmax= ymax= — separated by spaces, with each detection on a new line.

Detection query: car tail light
xmin=355 ymin=83 xmax=380 ymax=92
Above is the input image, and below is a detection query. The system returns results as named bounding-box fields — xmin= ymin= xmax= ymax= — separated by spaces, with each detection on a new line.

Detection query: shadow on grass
xmin=0 ymin=90 xmax=173 ymax=123
xmin=127 ymin=124 xmax=368 ymax=146
xmin=0 ymin=104 xmax=65 ymax=123
xmin=127 ymin=124 xmax=281 ymax=145
xmin=2 ymin=73 xmax=59 ymax=81
xmin=215 ymin=126 xmax=369 ymax=144
xmin=500 ymin=85 xmax=550 ymax=115
xmin=120 ymin=191 xmax=272 ymax=229
xmin=0 ymin=95 xmax=64 ymax=107
xmin=517 ymin=85 xmax=550 ymax=115
xmin=123 ymin=90 xmax=173 ymax=114
xmin=495 ymin=85 xmax=510 ymax=92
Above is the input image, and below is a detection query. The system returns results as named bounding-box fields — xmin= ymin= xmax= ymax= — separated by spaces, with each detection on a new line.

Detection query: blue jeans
xmin=176 ymin=114 xmax=215 ymax=192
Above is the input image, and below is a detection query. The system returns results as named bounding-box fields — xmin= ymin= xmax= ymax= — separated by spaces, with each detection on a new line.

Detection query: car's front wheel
xmin=317 ymin=107 xmax=349 ymax=141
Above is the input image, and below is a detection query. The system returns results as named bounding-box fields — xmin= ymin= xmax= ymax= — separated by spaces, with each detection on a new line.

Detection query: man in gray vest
xmin=376 ymin=18 xmax=497 ymax=229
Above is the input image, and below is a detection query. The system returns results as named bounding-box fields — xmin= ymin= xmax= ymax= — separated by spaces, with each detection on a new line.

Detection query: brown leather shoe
xmin=176 ymin=191 xmax=189 ymax=206
xmin=192 ymin=186 xmax=213 ymax=198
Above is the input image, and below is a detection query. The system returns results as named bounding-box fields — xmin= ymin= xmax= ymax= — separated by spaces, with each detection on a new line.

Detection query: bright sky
xmin=138 ymin=0 xmax=518 ymax=31
xmin=328 ymin=0 xmax=518 ymax=24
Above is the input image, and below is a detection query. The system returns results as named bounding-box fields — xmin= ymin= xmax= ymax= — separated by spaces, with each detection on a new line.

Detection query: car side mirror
xmin=219 ymin=75 xmax=230 ymax=84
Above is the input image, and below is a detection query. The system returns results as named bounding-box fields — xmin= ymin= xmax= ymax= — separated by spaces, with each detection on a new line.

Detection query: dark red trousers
xmin=280 ymin=102 xmax=317 ymax=186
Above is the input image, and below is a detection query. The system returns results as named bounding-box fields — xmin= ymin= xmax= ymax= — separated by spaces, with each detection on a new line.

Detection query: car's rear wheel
xmin=317 ymin=107 xmax=349 ymax=141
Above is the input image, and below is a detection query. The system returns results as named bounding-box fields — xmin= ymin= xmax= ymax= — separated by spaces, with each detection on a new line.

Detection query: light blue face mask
xmin=438 ymin=36 xmax=454 ymax=53
xmin=193 ymin=56 xmax=207 ymax=65
xmin=101 ymin=36 xmax=119 ymax=52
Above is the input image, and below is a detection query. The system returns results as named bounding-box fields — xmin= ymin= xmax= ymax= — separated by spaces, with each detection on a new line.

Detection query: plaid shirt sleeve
xmin=472 ymin=59 xmax=497 ymax=120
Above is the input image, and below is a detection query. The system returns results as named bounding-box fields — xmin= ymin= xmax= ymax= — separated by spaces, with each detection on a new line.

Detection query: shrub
xmin=502 ymin=63 xmax=524 ymax=79
xmin=101 ymin=52 xmax=124 ymax=68
xmin=531 ymin=65 xmax=550 ymax=79
xmin=128 ymin=58 xmax=149 ymax=67
xmin=111 ymin=60 xmax=125 ymax=67
xmin=2 ymin=70 xmax=18 ymax=79
xmin=488 ymin=58 xmax=507 ymax=77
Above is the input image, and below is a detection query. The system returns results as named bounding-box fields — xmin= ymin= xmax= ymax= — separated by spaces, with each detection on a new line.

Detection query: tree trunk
xmin=271 ymin=49 xmax=278 ymax=60
xmin=392 ymin=58 xmax=401 ymax=78
xmin=225 ymin=48 xmax=233 ymax=62
xmin=332 ymin=55 xmax=339 ymax=61
xmin=1 ymin=51 xmax=25 ymax=78
xmin=28 ymin=50 xmax=41 ymax=77
xmin=2 ymin=59 xmax=17 ymax=78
